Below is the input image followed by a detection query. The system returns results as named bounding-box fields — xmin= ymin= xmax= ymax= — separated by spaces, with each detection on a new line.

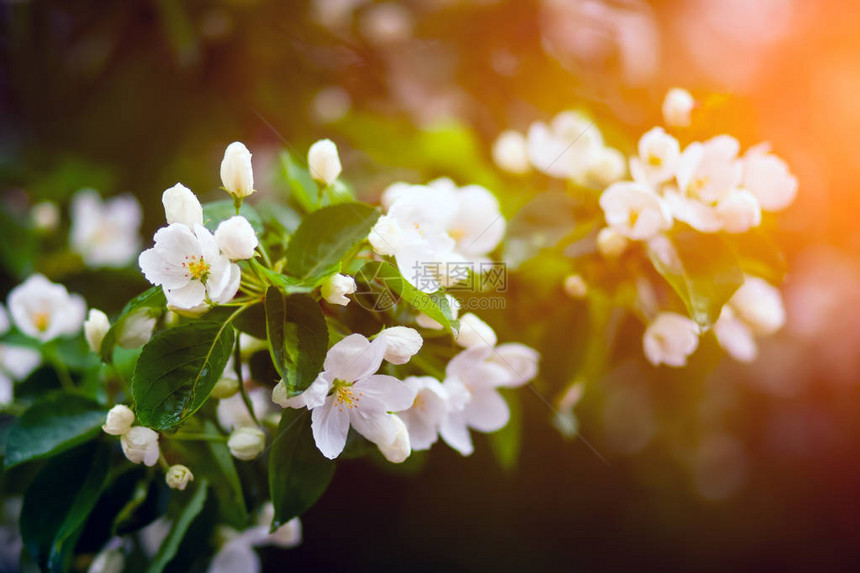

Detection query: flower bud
xmin=307 ymin=139 xmax=342 ymax=186
xmin=211 ymin=376 xmax=240 ymax=399
xmin=103 ymin=404 xmax=135 ymax=436
xmin=31 ymin=201 xmax=59 ymax=232
xmin=662 ymin=87 xmax=694 ymax=128
xmin=643 ymin=312 xmax=700 ymax=368
xmin=563 ymin=274 xmax=587 ymax=299
xmin=220 ymin=142 xmax=255 ymax=198
xmin=117 ymin=309 xmax=156 ymax=349
xmin=321 ymin=273 xmax=356 ymax=306
xmin=165 ymin=464 xmax=194 ymax=491
xmin=377 ymin=326 xmax=423 ymax=365
xmin=84 ymin=309 xmax=110 ymax=353
xmin=492 ymin=130 xmax=530 ymax=174
xmin=377 ymin=415 xmax=411 ymax=463
xmin=596 ymin=227 xmax=628 ymax=259
xmin=228 ymin=426 xmax=266 ymax=461
xmin=120 ymin=426 xmax=160 ymax=466
xmin=368 ymin=215 xmax=401 ymax=256
xmin=455 ymin=313 xmax=497 ymax=349
xmin=586 ymin=146 xmax=626 ymax=187
xmin=214 ymin=216 xmax=258 ymax=260
xmin=729 ymin=276 xmax=785 ymax=337
xmin=162 ymin=183 xmax=203 ymax=227
xmin=716 ymin=190 xmax=762 ymax=234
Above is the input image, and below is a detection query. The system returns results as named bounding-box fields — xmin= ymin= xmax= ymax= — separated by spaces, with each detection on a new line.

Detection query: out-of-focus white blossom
xmin=220 ymin=142 xmax=255 ymax=198
xmin=320 ymin=273 xmax=356 ymax=306
xmin=489 ymin=343 xmax=541 ymax=385
xmin=207 ymin=504 xmax=301 ymax=573
xmin=86 ymin=545 xmax=125 ymax=573
xmin=359 ymin=2 xmax=414 ymax=46
xmin=492 ymin=130 xmax=531 ymax=174
xmin=307 ymin=139 xmax=342 ymax=186
xmin=630 ymin=127 xmax=680 ymax=188
xmin=398 ymin=376 xmax=448 ymax=451
xmin=585 ymin=146 xmax=627 ymax=187
xmin=600 ymin=181 xmax=672 ymax=241
xmin=120 ymin=426 xmax=160 ymax=466
xmin=102 ymin=405 xmax=135 ymax=436
xmin=228 ymin=427 xmax=266 ymax=461
xmin=377 ymin=326 xmax=423 ymax=365
xmin=0 ymin=308 xmax=41 ymax=403
xmin=563 ymin=274 xmax=588 ymax=298
xmin=662 ymin=88 xmax=695 ymax=128
xmin=31 ymin=201 xmax=59 ymax=232
xmin=377 ymin=414 xmax=411 ymax=463
xmin=117 ymin=309 xmax=156 ymax=349
xmin=368 ymin=214 xmax=401 ymax=256
xmin=162 ymin=184 xmax=203 ymax=228
xmin=742 ymin=146 xmax=798 ymax=212
xmin=214 ymin=216 xmax=258 ymax=261
xmin=311 ymin=86 xmax=352 ymax=124
xmin=643 ymin=312 xmax=700 ymax=367
xmin=716 ymin=189 xmax=762 ymax=233
xmin=8 ymin=274 xmax=86 ymax=342
xmin=727 ymin=276 xmax=786 ymax=337
xmin=596 ymin=227 xmax=628 ymax=258
xmin=70 ymin=190 xmax=142 ymax=268
xmin=165 ymin=465 xmax=194 ymax=491
xmin=527 ymin=111 xmax=604 ymax=181
xmin=84 ymin=309 xmax=110 ymax=353
xmin=139 ymin=224 xmax=240 ymax=310
xmin=454 ymin=313 xmax=497 ymax=349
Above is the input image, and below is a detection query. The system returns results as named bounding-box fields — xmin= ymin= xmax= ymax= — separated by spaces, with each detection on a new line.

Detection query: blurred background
xmin=4 ymin=0 xmax=860 ymax=571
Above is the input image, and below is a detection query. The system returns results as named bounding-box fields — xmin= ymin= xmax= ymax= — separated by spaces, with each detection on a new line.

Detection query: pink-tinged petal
xmin=311 ymin=399 xmax=350 ymax=459
xmin=349 ymin=409 xmax=399 ymax=446
xmin=439 ymin=411 xmax=474 ymax=456
xmin=323 ymin=334 xmax=385 ymax=382
xmin=491 ymin=343 xmax=540 ymax=386
xmin=464 ymin=387 xmax=510 ymax=432
xmin=139 ymin=248 xmax=189 ymax=290
xmin=165 ymin=281 xmax=207 ymax=310
xmin=355 ymin=374 xmax=418 ymax=412
xmin=274 ymin=375 xmax=332 ymax=409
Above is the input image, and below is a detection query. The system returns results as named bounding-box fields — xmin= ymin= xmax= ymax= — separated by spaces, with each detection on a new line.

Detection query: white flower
xmin=214 ymin=216 xmax=258 ymax=261
xmin=117 ymin=309 xmax=156 ymax=349
xmin=228 ymin=426 xmax=266 ymax=461
xmin=398 ymin=376 xmax=448 ymax=450
xmin=727 ymin=276 xmax=785 ymax=336
xmin=492 ymin=130 xmax=530 ymax=174
xmin=742 ymin=147 xmax=797 ymax=212
xmin=377 ymin=414 xmax=411 ymax=463
xmin=439 ymin=346 xmax=532 ymax=456
xmin=676 ymin=136 xmax=742 ymax=205
xmin=526 ymin=111 xmax=603 ymax=180
xmin=563 ymin=274 xmax=587 ymax=298
xmin=84 ymin=309 xmax=110 ymax=353
xmin=211 ymin=376 xmax=240 ymax=400
xmin=219 ymin=387 xmax=271 ymax=430
xmin=662 ymin=88 xmax=694 ymax=127
xmin=70 ymin=189 xmax=142 ymax=267
xmin=0 ymin=309 xmax=41 ymax=403
xmin=162 ymin=183 xmax=203 ymax=228
xmin=488 ymin=343 xmax=540 ymax=385
xmin=585 ymin=146 xmax=627 ymax=187
xmin=306 ymin=334 xmax=417 ymax=459
xmin=630 ymin=127 xmax=680 ymax=188
xmin=596 ymin=227 xmax=628 ymax=258
xmin=139 ymin=224 xmax=240 ymax=310
xmin=307 ymin=139 xmax=342 ymax=186
xmin=600 ymin=182 xmax=672 ymax=241
xmin=716 ymin=189 xmax=762 ymax=233
xmin=380 ymin=181 xmax=412 ymax=211
xmin=320 ymin=273 xmax=356 ymax=306
xmin=445 ymin=183 xmax=506 ymax=259
xmin=220 ymin=142 xmax=255 ymax=198
xmin=103 ymin=405 xmax=135 ymax=436
xmin=8 ymin=274 xmax=86 ymax=342
xmin=416 ymin=294 xmax=460 ymax=330
xmin=165 ymin=465 xmax=194 ymax=491
xmin=208 ymin=505 xmax=300 ymax=573
xmin=642 ymin=312 xmax=700 ymax=367
xmin=714 ymin=306 xmax=758 ymax=363
xmin=454 ymin=313 xmax=497 ymax=349
xmin=31 ymin=201 xmax=59 ymax=232
xmin=368 ymin=214 xmax=401 ymax=256
xmin=120 ymin=426 xmax=160 ymax=466
xmin=360 ymin=2 xmax=414 ymax=45
xmin=377 ymin=326 xmax=423 ymax=365
xmin=87 ymin=546 xmax=124 ymax=573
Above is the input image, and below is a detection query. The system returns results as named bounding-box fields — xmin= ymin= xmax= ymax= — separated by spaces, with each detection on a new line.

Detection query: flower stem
xmin=233 ymin=195 xmax=243 ymax=215
xmin=44 ymin=343 xmax=75 ymax=391
xmin=169 ymin=433 xmax=227 ymax=443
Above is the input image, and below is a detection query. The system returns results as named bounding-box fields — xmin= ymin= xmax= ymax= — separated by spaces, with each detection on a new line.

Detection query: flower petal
xmin=323 ymin=334 xmax=385 ymax=382
xmin=311 ymin=398 xmax=350 ymax=459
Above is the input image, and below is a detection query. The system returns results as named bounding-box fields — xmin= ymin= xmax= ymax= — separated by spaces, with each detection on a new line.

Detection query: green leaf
xmin=280 ymin=150 xmax=319 ymax=213
xmin=202 ymin=200 xmax=263 ymax=233
xmin=146 ymin=480 xmax=208 ymax=573
xmin=487 ymin=390 xmax=522 ymax=472
xmin=249 ymin=259 xmax=313 ymax=295
xmin=649 ymin=228 xmax=745 ymax=328
xmin=21 ymin=442 xmax=110 ymax=572
xmin=132 ymin=317 xmax=236 ymax=430
xmin=286 ymin=203 xmax=380 ymax=284
xmin=722 ymin=230 xmax=786 ymax=284
xmin=355 ymin=261 xmax=458 ymax=331
xmin=5 ymin=393 xmax=106 ymax=469
xmin=265 ymin=288 xmax=328 ymax=396
xmin=101 ymin=286 xmax=166 ymax=363
xmin=268 ymin=409 xmax=335 ymax=528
